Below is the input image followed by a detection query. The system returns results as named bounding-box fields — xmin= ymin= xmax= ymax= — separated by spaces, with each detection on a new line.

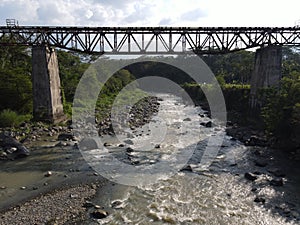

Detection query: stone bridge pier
xmin=250 ymin=45 xmax=282 ymax=108
xmin=32 ymin=45 xmax=65 ymax=123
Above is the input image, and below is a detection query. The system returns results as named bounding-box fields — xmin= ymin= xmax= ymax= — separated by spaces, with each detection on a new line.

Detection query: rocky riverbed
xmin=0 ymin=94 xmax=300 ymax=224
xmin=0 ymin=95 xmax=160 ymax=224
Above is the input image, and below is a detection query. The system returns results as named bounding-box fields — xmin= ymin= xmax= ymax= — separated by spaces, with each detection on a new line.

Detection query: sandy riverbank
xmin=0 ymin=181 xmax=111 ymax=225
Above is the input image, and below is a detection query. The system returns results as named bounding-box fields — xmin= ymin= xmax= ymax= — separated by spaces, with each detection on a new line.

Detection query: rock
xmin=124 ymin=139 xmax=134 ymax=145
xmin=154 ymin=144 xmax=160 ymax=148
xmin=20 ymin=186 xmax=26 ymax=190
xmin=91 ymin=209 xmax=109 ymax=219
xmin=70 ymin=193 xmax=79 ymax=198
xmin=0 ymin=151 xmax=7 ymax=159
xmin=91 ymin=184 xmax=97 ymax=189
xmin=251 ymin=187 xmax=258 ymax=192
xmin=0 ymin=186 xmax=6 ymax=189
xmin=254 ymin=159 xmax=268 ymax=167
xmin=0 ymin=133 xmax=30 ymax=159
xmin=205 ymin=121 xmax=213 ymax=127
xmin=131 ymin=160 xmax=139 ymax=165
xmin=111 ymin=200 xmax=124 ymax=209
xmin=6 ymin=147 xmax=17 ymax=154
xmin=118 ymin=143 xmax=125 ymax=147
xmin=246 ymin=135 xmax=268 ymax=147
xmin=83 ymin=201 xmax=95 ymax=208
xmin=103 ymin=142 xmax=112 ymax=147
xmin=183 ymin=118 xmax=191 ymax=121
xmin=94 ymin=204 xmax=102 ymax=209
xmin=254 ymin=196 xmax=266 ymax=204
xmin=270 ymin=178 xmax=284 ymax=186
xmin=57 ymin=133 xmax=76 ymax=141
xmin=126 ymin=147 xmax=134 ymax=153
xmin=244 ymin=172 xmax=258 ymax=181
xmin=180 ymin=164 xmax=193 ymax=172
xmin=44 ymin=171 xmax=52 ymax=177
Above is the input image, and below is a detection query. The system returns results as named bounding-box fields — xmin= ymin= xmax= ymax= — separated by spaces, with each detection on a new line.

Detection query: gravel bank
xmin=0 ymin=184 xmax=99 ymax=225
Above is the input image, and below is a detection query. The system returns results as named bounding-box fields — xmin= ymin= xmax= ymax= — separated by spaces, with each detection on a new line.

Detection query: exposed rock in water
xmin=44 ymin=171 xmax=52 ymax=177
xmin=200 ymin=121 xmax=212 ymax=128
xmin=91 ymin=209 xmax=109 ymax=219
xmin=254 ymin=196 xmax=266 ymax=204
xmin=180 ymin=164 xmax=193 ymax=172
xmin=111 ymin=200 xmax=124 ymax=209
xmin=244 ymin=172 xmax=258 ymax=181
xmin=126 ymin=147 xmax=134 ymax=153
xmin=103 ymin=142 xmax=112 ymax=147
xmin=154 ymin=144 xmax=160 ymax=148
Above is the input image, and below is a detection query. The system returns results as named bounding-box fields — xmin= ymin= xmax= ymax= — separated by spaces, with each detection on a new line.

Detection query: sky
xmin=0 ymin=0 xmax=300 ymax=27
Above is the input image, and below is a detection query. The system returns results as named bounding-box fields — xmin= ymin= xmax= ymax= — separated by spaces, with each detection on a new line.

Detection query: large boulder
xmin=0 ymin=133 xmax=30 ymax=159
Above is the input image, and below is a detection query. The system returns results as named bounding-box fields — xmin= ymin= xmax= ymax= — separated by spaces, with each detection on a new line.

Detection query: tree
xmin=0 ymin=35 xmax=32 ymax=113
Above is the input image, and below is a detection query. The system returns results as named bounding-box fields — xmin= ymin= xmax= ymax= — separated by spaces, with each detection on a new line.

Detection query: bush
xmin=261 ymin=72 xmax=300 ymax=143
xmin=0 ymin=109 xmax=31 ymax=127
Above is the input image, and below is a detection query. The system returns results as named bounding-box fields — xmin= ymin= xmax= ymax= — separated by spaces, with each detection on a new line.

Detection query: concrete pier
xmin=32 ymin=45 xmax=65 ymax=123
xmin=250 ymin=45 xmax=282 ymax=107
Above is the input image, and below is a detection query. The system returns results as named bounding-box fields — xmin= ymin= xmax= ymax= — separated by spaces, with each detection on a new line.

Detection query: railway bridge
xmin=1 ymin=20 xmax=300 ymax=122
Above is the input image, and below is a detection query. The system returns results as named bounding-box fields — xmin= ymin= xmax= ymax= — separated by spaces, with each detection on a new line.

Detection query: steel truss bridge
xmin=1 ymin=26 xmax=300 ymax=54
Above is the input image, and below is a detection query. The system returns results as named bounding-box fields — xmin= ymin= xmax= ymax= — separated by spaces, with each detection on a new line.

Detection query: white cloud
xmin=0 ymin=0 xmax=299 ymax=27
xmin=180 ymin=8 xmax=207 ymax=21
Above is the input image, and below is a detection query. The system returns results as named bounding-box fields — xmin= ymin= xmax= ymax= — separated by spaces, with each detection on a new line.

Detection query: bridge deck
xmin=0 ymin=26 xmax=300 ymax=54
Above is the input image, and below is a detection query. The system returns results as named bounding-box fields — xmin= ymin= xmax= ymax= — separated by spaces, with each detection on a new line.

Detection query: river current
xmin=83 ymin=94 xmax=298 ymax=225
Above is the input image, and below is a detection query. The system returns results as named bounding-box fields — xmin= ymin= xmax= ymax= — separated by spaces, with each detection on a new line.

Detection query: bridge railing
xmin=0 ymin=26 xmax=300 ymax=54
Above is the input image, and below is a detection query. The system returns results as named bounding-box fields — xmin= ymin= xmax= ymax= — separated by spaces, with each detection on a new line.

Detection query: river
xmin=0 ymin=93 xmax=299 ymax=225
xmin=81 ymin=93 xmax=300 ymax=225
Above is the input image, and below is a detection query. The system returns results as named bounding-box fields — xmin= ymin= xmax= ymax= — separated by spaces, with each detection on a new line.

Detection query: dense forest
xmin=0 ymin=42 xmax=300 ymax=149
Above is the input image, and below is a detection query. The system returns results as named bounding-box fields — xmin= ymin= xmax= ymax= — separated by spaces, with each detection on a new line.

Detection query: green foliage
xmin=0 ymin=109 xmax=31 ymax=128
xmin=57 ymin=50 xmax=89 ymax=102
xmin=95 ymin=69 xmax=138 ymax=121
xmin=0 ymin=35 xmax=32 ymax=113
xmin=216 ymin=75 xmax=226 ymax=87
xmin=262 ymin=72 xmax=300 ymax=138
xmin=125 ymin=60 xmax=194 ymax=85
xmin=201 ymin=50 xmax=255 ymax=84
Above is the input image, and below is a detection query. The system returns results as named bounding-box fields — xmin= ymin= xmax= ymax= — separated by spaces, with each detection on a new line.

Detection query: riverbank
xmin=0 ymin=183 xmax=99 ymax=225
xmin=0 ymin=96 xmax=160 ymax=224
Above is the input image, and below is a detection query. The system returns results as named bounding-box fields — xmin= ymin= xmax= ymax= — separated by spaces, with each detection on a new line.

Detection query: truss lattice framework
xmin=0 ymin=26 xmax=300 ymax=54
